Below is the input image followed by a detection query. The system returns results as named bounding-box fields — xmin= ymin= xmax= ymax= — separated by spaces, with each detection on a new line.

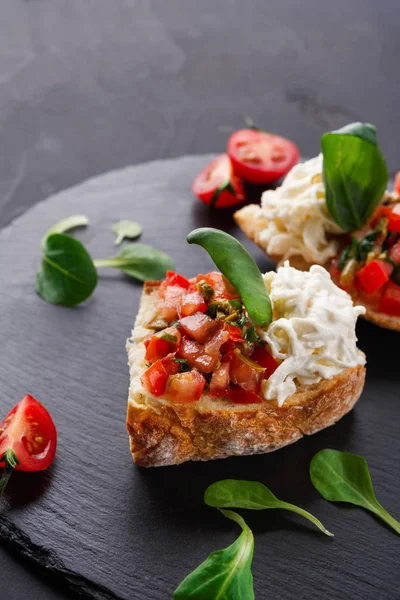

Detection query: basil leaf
xmin=36 ymin=234 xmax=98 ymax=306
xmin=94 ymin=243 xmax=174 ymax=282
xmin=321 ymin=122 xmax=388 ymax=232
xmin=310 ymin=449 xmax=400 ymax=535
xmin=205 ymin=479 xmax=333 ymax=537
xmin=112 ymin=220 xmax=142 ymax=245
xmin=187 ymin=228 xmax=272 ymax=327
xmin=41 ymin=215 xmax=89 ymax=250
xmin=174 ymin=510 xmax=254 ymax=600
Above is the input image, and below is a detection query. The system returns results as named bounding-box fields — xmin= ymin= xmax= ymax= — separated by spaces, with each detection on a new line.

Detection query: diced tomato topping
xmin=195 ymin=272 xmax=240 ymax=300
xmin=251 ymin=346 xmax=280 ymax=379
xmin=144 ymin=326 xmax=181 ymax=362
xmin=209 ymin=362 xmax=230 ymax=397
xmin=378 ymin=281 xmax=400 ymax=316
xmin=394 ymin=172 xmax=400 ymax=196
xmin=204 ymin=323 xmax=230 ymax=355
xmin=226 ymin=324 xmax=245 ymax=343
xmin=179 ymin=291 xmax=207 ymax=317
xmin=160 ymin=285 xmax=186 ymax=321
xmin=355 ymin=259 xmax=393 ymax=295
xmin=229 ymin=350 xmax=265 ymax=392
xmin=141 ymin=356 xmax=180 ymax=396
xmin=229 ymin=385 xmax=262 ymax=404
xmin=220 ymin=338 xmax=236 ymax=357
xmin=178 ymin=336 xmax=220 ymax=374
xmin=179 ymin=312 xmax=219 ymax=343
xmin=165 ymin=370 xmax=206 ymax=403
xmin=159 ymin=271 xmax=191 ymax=296
xmin=388 ymin=241 xmax=400 ymax=266
xmin=371 ymin=205 xmax=400 ymax=233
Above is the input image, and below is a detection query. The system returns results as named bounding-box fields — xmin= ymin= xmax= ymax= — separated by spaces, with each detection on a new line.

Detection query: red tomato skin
xmin=229 ymin=352 xmax=264 ymax=392
xmin=192 ymin=154 xmax=245 ymax=209
xmin=251 ymin=346 xmax=280 ymax=379
xmin=355 ymin=260 xmax=393 ymax=295
xmin=141 ymin=357 xmax=180 ymax=396
xmin=159 ymin=271 xmax=191 ymax=296
xmin=144 ymin=327 xmax=181 ymax=362
xmin=227 ymin=129 xmax=300 ymax=184
xmin=226 ymin=324 xmax=245 ymax=343
xmin=378 ymin=281 xmax=400 ymax=316
xmin=0 ymin=395 xmax=57 ymax=472
xmin=229 ymin=385 xmax=262 ymax=404
xmin=179 ymin=291 xmax=208 ymax=317
xmin=372 ymin=205 xmax=400 ymax=233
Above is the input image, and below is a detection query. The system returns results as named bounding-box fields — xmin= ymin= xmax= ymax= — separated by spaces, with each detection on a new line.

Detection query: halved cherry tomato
xmin=179 ymin=312 xmax=219 ymax=343
xmin=378 ymin=281 xmax=400 ymax=316
xmin=394 ymin=171 xmax=400 ymax=196
xmin=179 ymin=291 xmax=207 ymax=317
xmin=229 ymin=385 xmax=262 ymax=404
xmin=141 ymin=356 xmax=180 ymax=396
xmin=0 ymin=395 xmax=57 ymax=474
xmin=355 ymin=260 xmax=393 ymax=295
xmin=192 ymin=154 xmax=245 ymax=209
xmin=165 ymin=370 xmax=206 ymax=403
xmin=251 ymin=346 xmax=280 ymax=379
xmin=144 ymin=327 xmax=181 ymax=362
xmin=371 ymin=204 xmax=400 ymax=233
xmin=159 ymin=271 xmax=191 ymax=296
xmin=210 ymin=363 xmax=230 ymax=397
xmin=227 ymin=129 xmax=300 ymax=184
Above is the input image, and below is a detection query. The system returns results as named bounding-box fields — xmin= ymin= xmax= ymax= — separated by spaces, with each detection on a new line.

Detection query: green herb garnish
xmin=41 ymin=214 xmax=89 ymax=249
xmin=159 ymin=332 xmax=177 ymax=343
xmin=94 ymin=243 xmax=174 ymax=282
xmin=322 ymin=122 xmax=388 ymax=232
xmin=310 ymin=449 xmax=400 ymax=535
xmin=204 ymin=479 xmax=333 ymax=537
xmin=187 ymin=228 xmax=272 ymax=327
xmin=172 ymin=358 xmax=190 ymax=372
xmin=112 ymin=220 xmax=142 ymax=245
xmin=174 ymin=510 xmax=254 ymax=599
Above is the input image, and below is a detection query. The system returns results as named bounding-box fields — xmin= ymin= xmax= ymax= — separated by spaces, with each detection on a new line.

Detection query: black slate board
xmin=0 ymin=155 xmax=399 ymax=600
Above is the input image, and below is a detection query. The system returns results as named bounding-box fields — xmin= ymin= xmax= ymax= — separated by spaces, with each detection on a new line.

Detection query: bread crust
xmin=126 ymin=282 xmax=366 ymax=467
xmin=235 ymin=204 xmax=400 ymax=332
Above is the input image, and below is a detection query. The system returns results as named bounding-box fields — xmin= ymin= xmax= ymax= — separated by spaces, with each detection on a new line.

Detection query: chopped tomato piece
xmin=210 ymin=363 xmax=231 ymax=397
xmin=378 ymin=281 xmax=400 ymax=316
xmin=388 ymin=241 xmax=400 ymax=266
xmin=160 ymin=285 xmax=186 ymax=322
xmin=195 ymin=272 xmax=240 ymax=301
xmin=191 ymin=154 xmax=245 ymax=209
xmin=179 ymin=291 xmax=207 ymax=317
xmin=372 ymin=205 xmax=400 ymax=233
xmin=356 ymin=259 xmax=393 ymax=295
xmin=204 ymin=324 xmax=230 ymax=355
xmin=251 ymin=346 xmax=280 ymax=379
xmin=229 ymin=350 xmax=265 ymax=392
xmin=178 ymin=336 xmax=220 ymax=374
xmin=144 ymin=326 xmax=181 ymax=362
xmin=165 ymin=370 xmax=206 ymax=403
xmin=229 ymin=385 xmax=262 ymax=404
xmin=159 ymin=271 xmax=191 ymax=296
xmin=220 ymin=338 xmax=236 ymax=357
xmin=226 ymin=324 xmax=245 ymax=343
xmin=394 ymin=172 xmax=400 ymax=196
xmin=141 ymin=357 xmax=180 ymax=396
xmin=179 ymin=312 xmax=219 ymax=343
xmin=227 ymin=129 xmax=300 ymax=184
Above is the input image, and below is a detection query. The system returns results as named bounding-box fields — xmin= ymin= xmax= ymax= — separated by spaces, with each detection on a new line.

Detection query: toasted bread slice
xmin=126 ymin=281 xmax=366 ymax=467
xmin=235 ymin=204 xmax=400 ymax=332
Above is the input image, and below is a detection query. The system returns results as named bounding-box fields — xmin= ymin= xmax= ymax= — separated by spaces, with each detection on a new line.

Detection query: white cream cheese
xmin=261 ymin=262 xmax=366 ymax=406
xmin=258 ymin=154 xmax=342 ymax=265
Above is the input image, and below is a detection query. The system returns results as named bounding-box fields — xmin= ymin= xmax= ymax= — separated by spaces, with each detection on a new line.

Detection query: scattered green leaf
xmin=112 ymin=220 xmax=142 ymax=245
xmin=310 ymin=449 xmax=400 ymax=535
xmin=41 ymin=215 xmax=89 ymax=250
xmin=174 ymin=510 xmax=254 ymax=600
xmin=94 ymin=243 xmax=174 ymax=282
xmin=36 ymin=234 xmax=98 ymax=306
xmin=205 ymin=479 xmax=333 ymax=537
xmin=321 ymin=122 xmax=388 ymax=232
xmin=0 ymin=449 xmax=20 ymax=497
xmin=187 ymin=228 xmax=272 ymax=327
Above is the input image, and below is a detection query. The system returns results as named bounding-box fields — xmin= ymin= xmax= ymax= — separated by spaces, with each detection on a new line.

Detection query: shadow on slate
xmin=0 ymin=156 xmax=399 ymax=600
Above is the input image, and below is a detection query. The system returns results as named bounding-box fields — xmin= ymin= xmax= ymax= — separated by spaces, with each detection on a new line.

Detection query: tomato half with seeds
xmin=192 ymin=154 xmax=245 ymax=209
xmin=227 ymin=129 xmax=300 ymax=184
xmin=0 ymin=395 xmax=57 ymax=494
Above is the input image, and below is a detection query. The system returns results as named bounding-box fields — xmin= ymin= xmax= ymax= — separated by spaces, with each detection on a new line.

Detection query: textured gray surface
xmin=0 ymin=156 xmax=399 ymax=600
xmin=0 ymin=0 xmax=399 ymax=598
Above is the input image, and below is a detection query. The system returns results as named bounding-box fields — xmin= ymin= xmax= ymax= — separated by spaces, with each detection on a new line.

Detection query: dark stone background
xmin=0 ymin=1 xmax=398 ymax=598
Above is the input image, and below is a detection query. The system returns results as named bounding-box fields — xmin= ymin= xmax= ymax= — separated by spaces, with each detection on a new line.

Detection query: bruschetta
xmin=126 ymin=243 xmax=366 ymax=467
